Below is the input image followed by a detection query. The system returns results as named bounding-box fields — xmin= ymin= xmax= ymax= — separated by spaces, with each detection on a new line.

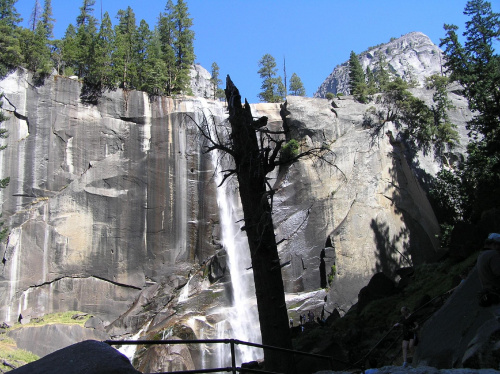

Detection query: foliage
xmin=113 ymin=6 xmax=139 ymax=90
xmin=348 ymin=51 xmax=368 ymax=103
xmin=440 ymin=0 xmax=500 ymax=221
xmin=210 ymin=62 xmax=221 ymax=100
xmin=289 ymin=72 xmax=305 ymax=96
xmin=325 ymin=92 xmax=335 ymax=101
xmin=0 ymin=334 xmax=39 ymax=370
xmin=425 ymin=74 xmax=460 ymax=162
xmin=365 ymin=66 xmax=377 ymax=95
xmin=171 ymin=0 xmax=195 ymax=93
xmin=9 ymin=311 xmax=91 ymax=329
xmin=375 ymin=77 xmax=459 ymax=166
xmin=0 ymin=0 xmax=196 ymax=98
xmin=279 ymin=139 xmax=300 ymax=163
xmin=19 ymin=22 xmax=52 ymax=81
xmin=374 ymin=53 xmax=392 ymax=92
xmin=258 ymin=54 xmax=285 ymax=103
xmin=327 ymin=264 xmax=336 ymax=287
xmin=0 ymin=0 xmax=22 ymax=78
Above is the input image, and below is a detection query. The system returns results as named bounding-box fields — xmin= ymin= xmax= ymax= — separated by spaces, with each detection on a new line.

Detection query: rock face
xmin=415 ymin=267 xmax=500 ymax=369
xmin=0 ymin=67 xmax=473 ymax=370
xmin=314 ymin=32 xmax=444 ymax=97
xmin=0 ymin=68 xmax=222 ymax=326
xmin=189 ymin=64 xmax=214 ymax=99
xmin=7 ymin=323 xmax=109 ymax=358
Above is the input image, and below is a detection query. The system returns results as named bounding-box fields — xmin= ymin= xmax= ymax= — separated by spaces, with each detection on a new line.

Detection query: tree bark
xmin=224 ymin=76 xmax=293 ymax=373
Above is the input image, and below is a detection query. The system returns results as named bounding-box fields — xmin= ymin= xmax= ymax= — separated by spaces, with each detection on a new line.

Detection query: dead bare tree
xmin=192 ymin=75 xmax=335 ymax=373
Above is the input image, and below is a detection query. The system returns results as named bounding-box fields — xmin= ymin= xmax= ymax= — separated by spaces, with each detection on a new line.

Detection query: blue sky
xmin=15 ymin=0 xmax=499 ymax=103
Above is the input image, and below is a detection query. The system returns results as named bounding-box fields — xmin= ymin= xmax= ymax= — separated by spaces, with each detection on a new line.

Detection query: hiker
xmin=477 ymin=233 xmax=500 ymax=315
xmin=394 ymin=306 xmax=418 ymax=368
xmin=289 ymin=318 xmax=293 ymax=328
xmin=299 ymin=314 xmax=304 ymax=326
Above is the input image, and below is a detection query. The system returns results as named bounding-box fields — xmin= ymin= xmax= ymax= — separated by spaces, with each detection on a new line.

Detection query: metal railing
xmin=105 ymin=338 xmax=336 ymax=374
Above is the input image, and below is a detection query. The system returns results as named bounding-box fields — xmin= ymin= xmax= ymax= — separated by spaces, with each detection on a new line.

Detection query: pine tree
xmin=210 ymin=62 xmax=221 ymax=100
xmin=74 ymin=0 xmax=98 ymax=78
xmin=0 ymin=0 xmax=22 ymax=77
xmin=374 ymin=53 xmax=391 ymax=92
xmin=19 ymin=21 xmax=52 ymax=78
xmin=425 ymin=74 xmax=459 ymax=161
xmin=289 ymin=72 xmax=306 ymax=96
xmin=258 ymin=54 xmax=284 ymax=103
xmin=348 ymin=51 xmax=368 ymax=103
xmin=440 ymin=0 xmax=500 ymax=220
xmin=28 ymin=0 xmax=42 ymax=31
xmin=172 ymin=0 xmax=195 ymax=94
xmin=143 ymin=25 xmax=168 ymax=96
xmin=113 ymin=6 xmax=138 ymax=89
xmin=158 ymin=2 xmax=176 ymax=95
xmin=86 ymin=11 xmax=114 ymax=91
xmin=61 ymin=24 xmax=78 ymax=75
xmin=0 ymin=0 xmax=22 ymax=27
xmin=135 ymin=19 xmax=151 ymax=87
xmin=366 ymin=66 xmax=377 ymax=95
xmin=76 ymin=0 xmax=97 ymax=28
xmin=41 ymin=0 xmax=55 ymax=39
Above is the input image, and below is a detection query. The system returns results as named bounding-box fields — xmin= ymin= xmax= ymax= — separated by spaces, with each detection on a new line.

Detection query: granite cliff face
xmin=315 ymin=32 xmax=444 ymax=97
xmin=0 ymin=66 xmax=472 ymax=370
xmin=0 ymin=68 xmax=223 ymax=326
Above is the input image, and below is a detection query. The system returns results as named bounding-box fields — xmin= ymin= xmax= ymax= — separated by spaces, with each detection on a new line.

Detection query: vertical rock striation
xmin=0 ymin=69 xmax=223 ymax=325
xmin=0 ymin=64 xmax=473 ymax=366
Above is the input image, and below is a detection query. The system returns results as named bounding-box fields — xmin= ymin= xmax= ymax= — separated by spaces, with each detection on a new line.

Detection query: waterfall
xmin=179 ymin=275 xmax=191 ymax=303
xmin=118 ymin=321 xmax=151 ymax=363
xmin=209 ymin=111 xmax=263 ymax=365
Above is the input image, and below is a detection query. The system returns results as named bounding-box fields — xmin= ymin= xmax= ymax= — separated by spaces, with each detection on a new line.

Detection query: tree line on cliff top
xmin=0 ymin=0 xmax=195 ymax=99
xmin=0 ymin=0 xmax=307 ymax=104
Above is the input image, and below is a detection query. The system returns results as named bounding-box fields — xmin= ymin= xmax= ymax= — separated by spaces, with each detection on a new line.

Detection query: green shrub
xmin=280 ymin=139 xmax=300 ymax=163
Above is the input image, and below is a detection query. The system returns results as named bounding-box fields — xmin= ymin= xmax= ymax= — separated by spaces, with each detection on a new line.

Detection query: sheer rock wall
xmin=0 ymin=68 xmax=472 ymax=365
xmin=0 ymin=69 xmax=222 ymax=325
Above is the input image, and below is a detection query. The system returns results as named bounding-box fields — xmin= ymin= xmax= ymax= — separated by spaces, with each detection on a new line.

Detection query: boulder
xmin=9 ymin=340 xmax=141 ymax=374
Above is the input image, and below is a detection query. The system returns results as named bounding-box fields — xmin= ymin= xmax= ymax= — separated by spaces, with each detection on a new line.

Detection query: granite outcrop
xmin=0 ymin=64 xmax=473 ymax=371
xmin=314 ymin=32 xmax=444 ymax=97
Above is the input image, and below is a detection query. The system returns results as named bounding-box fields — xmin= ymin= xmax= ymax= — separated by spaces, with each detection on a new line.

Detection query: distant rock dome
xmin=314 ymin=32 xmax=444 ymax=98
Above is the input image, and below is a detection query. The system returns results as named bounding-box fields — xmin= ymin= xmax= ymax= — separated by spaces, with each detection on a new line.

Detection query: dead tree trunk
xmin=224 ymin=76 xmax=293 ymax=372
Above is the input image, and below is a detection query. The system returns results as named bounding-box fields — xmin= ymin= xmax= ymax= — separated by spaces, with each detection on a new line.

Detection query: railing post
xmin=230 ymin=339 xmax=237 ymax=374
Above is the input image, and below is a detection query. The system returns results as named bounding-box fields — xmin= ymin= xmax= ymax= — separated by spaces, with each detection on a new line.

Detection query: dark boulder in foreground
xmin=9 ymin=340 xmax=141 ymax=374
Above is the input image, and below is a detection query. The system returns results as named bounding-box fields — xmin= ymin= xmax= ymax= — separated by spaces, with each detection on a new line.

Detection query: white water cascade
xmin=210 ymin=114 xmax=263 ymax=366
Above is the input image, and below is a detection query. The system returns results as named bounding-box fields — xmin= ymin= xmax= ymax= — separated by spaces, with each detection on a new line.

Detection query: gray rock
xmin=315 ymin=32 xmax=444 ymax=97
xmin=7 ymin=323 xmax=110 ymax=357
xmin=415 ymin=267 xmax=500 ymax=369
xmin=9 ymin=340 xmax=140 ymax=374
xmin=0 ymin=65 xmax=475 ymax=367
xmin=189 ymin=63 xmax=214 ymax=99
